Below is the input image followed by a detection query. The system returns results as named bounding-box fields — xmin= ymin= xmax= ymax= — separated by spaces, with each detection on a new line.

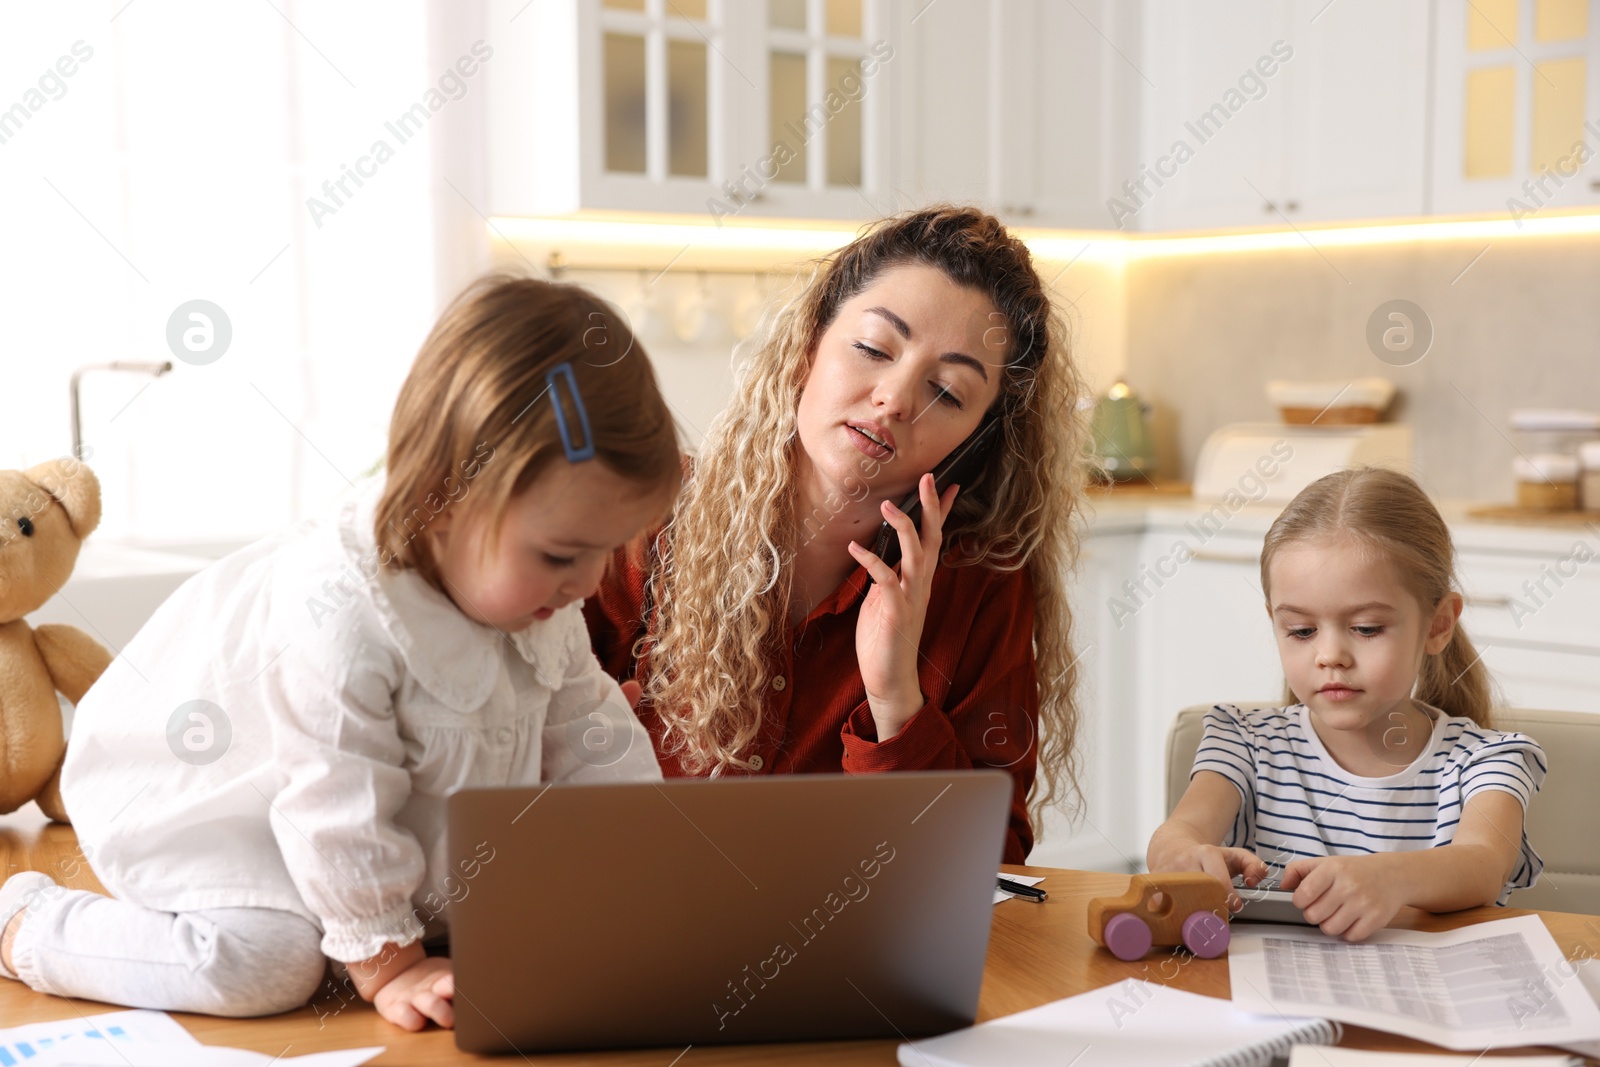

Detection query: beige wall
xmin=496 ymin=227 xmax=1600 ymax=505
xmin=492 ymin=244 xmax=1134 ymax=455
xmin=1119 ymin=232 xmax=1600 ymax=502
xmin=1042 ymin=253 xmax=1130 ymax=400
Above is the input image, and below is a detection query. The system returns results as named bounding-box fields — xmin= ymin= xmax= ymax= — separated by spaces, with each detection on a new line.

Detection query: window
xmin=0 ymin=2 xmax=460 ymax=543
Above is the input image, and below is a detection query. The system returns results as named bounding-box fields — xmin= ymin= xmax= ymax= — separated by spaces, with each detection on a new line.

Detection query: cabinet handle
xmin=1262 ymin=201 xmax=1276 ymax=213
xmin=1285 ymin=200 xmax=1299 ymax=212
xmin=1190 ymin=550 xmax=1261 ymax=564
xmin=1465 ymin=594 xmax=1514 ymax=609
xmin=1591 ymin=179 xmax=1600 ymax=192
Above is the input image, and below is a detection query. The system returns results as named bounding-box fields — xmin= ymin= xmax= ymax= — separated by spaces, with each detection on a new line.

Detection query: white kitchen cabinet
xmin=888 ymin=0 xmax=1141 ymax=229
xmin=1030 ymin=528 xmax=1144 ymax=871
xmin=487 ymin=1 xmax=1597 ymax=232
xmin=1478 ymin=643 xmax=1600 ymax=713
xmin=489 ymin=0 xmax=1138 ymax=227
xmin=731 ymin=0 xmax=896 ymax=219
xmin=1284 ymin=0 xmax=1433 ymax=222
xmin=1133 ymin=0 xmax=1292 ymax=230
xmin=1458 ymin=544 xmax=1600 ymax=713
xmin=1033 ymin=522 xmax=1282 ymax=870
xmin=1130 ymin=531 xmax=1283 ymax=849
xmin=1133 ymin=0 xmax=1429 ymax=230
xmin=1430 ymin=0 xmax=1600 ymax=217
xmin=487 ymin=0 xmax=893 ymax=219
xmin=882 ymin=0 xmax=991 ymax=211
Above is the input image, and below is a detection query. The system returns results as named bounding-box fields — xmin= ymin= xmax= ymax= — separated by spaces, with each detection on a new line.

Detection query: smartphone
xmin=868 ymin=414 xmax=1003 ymax=579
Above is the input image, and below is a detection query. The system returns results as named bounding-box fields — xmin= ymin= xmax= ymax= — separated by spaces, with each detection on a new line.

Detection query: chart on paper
xmin=0 ymin=1010 xmax=197 ymax=1066
xmin=1263 ymin=931 xmax=1564 ymax=1031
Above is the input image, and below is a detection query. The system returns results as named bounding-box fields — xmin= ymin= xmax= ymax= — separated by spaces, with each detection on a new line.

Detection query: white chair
xmin=1164 ymin=703 xmax=1600 ymax=915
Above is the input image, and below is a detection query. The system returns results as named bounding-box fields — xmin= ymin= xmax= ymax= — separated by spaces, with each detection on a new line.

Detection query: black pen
xmin=997 ymin=876 xmax=1046 ymax=901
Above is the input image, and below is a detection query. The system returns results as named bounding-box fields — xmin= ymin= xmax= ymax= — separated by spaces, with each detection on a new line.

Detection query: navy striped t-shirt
xmin=1192 ymin=703 xmax=1546 ymax=905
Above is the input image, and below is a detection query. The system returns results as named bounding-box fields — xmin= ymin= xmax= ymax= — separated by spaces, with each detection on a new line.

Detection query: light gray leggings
xmin=12 ymin=884 xmax=326 ymax=1017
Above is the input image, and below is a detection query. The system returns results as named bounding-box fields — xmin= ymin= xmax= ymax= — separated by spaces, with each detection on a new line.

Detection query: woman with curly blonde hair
xmin=585 ymin=205 xmax=1089 ymax=862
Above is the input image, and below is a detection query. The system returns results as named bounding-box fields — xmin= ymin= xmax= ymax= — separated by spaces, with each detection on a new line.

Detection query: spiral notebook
xmin=896 ymin=980 xmax=1341 ymax=1067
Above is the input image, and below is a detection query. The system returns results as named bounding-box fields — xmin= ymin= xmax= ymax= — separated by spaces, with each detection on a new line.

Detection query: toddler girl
xmin=0 ymin=276 xmax=681 ymax=1027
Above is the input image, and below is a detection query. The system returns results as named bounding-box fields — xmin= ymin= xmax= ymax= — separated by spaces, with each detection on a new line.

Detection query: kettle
xmin=1091 ymin=379 xmax=1157 ymax=481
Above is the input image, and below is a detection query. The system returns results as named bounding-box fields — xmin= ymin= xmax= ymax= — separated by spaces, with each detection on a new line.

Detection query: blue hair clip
xmin=547 ymin=361 xmax=596 ymax=462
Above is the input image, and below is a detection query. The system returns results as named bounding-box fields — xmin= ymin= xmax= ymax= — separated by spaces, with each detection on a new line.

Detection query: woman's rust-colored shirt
xmin=582 ymin=537 xmax=1041 ymax=863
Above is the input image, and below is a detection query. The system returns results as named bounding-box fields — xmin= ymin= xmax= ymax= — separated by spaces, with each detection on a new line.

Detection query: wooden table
xmin=4 ymin=804 xmax=1598 ymax=1064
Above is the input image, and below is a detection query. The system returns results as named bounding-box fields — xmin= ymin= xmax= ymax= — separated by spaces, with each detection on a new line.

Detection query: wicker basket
xmin=1278 ymin=405 xmax=1383 ymax=426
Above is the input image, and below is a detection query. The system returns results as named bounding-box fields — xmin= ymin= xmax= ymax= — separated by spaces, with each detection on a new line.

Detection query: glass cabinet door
xmin=764 ymin=0 xmax=871 ymax=193
xmin=1432 ymin=0 xmax=1600 ymax=214
xmin=599 ymin=0 xmax=713 ymax=183
xmin=498 ymin=0 xmax=891 ymax=217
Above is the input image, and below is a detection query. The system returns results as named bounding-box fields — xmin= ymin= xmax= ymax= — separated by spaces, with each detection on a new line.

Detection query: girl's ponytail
xmin=1414 ymin=626 xmax=1496 ymax=730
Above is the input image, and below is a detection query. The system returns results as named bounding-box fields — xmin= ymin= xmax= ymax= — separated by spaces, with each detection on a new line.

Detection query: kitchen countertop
xmin=1080 ymin=487 xmax=1600 ymax=556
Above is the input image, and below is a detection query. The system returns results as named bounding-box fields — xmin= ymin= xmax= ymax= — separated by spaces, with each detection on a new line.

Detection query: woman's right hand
xmin=373 ymin=956 xmax=455 ymax=1031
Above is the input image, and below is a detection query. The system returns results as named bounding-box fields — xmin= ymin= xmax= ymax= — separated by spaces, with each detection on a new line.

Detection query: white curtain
xmin=0 ymin=0 xmax=489 ymax=546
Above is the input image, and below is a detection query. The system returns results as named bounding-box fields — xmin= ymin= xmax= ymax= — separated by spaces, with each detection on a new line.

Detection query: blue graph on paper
xmin=0 ymin=1022 xmax=130 ymax=1065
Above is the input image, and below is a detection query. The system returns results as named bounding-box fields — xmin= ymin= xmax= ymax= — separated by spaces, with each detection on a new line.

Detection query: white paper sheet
xmin=993 ymin=872 xmax=1045 ymax=905
xmin=1554 ymin=956 xmax=1600 ymax=1059
xmin=1287 ymin=1047 xmax=1580 ymax=1066
xmin=0 ymin=1010 xmax=198 ymax=1063
xmin=22 ymin=1045 xmax=384 ymax=1067
xmin=899 ymin=979 xmax=1337 ymax=1067
xmin=0 ymin=1009 xmax=381 ymax=1067
xmin=1229 ymin=915 xmax=1600 ymax=1051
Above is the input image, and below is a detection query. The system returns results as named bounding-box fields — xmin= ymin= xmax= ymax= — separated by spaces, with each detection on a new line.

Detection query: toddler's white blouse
xmin=60 ymin=479 xmax=661 ymax=962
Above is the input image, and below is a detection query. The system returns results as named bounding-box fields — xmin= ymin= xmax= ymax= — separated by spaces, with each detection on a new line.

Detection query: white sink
xmin=26 ymin=541 xmax=218 ymax=654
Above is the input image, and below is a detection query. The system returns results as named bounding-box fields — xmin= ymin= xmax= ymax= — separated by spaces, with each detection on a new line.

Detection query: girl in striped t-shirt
xmin=1148 ymin=468 xmax=1546 ymax=942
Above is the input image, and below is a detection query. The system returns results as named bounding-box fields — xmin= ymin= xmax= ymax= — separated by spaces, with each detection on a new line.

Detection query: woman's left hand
xmin=847 ymin=473 xmax=961 ymax=742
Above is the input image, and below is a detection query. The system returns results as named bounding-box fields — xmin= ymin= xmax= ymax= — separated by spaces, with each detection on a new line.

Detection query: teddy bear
xmin=0 ymin=458 xmax=114 ymax=822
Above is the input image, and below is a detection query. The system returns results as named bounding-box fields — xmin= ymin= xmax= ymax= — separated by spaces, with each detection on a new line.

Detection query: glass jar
xmin=1514 ymin=454 xmax=1580 ymax=511
xmin=1580 ymin=441 xmax=1600 ymax=512
xmin=1510 ymin=409 xmax=1600 ymax=460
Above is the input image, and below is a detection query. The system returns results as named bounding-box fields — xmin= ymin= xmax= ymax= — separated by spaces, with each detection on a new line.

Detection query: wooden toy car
xmin=1087 ymin=872 xmax=1231 ymax=961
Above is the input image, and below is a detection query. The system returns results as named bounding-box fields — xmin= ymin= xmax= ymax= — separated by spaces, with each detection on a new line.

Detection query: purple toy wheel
xmin=1182 ymin=910 xmax=1230 ymax=958
xmin=1103 ymin=912 xmax=1153 ymax=961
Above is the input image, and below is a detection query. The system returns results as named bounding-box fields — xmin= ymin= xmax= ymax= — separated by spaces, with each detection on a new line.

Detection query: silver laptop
xmin=446 ymin=770 xmax=1013 ymax=1054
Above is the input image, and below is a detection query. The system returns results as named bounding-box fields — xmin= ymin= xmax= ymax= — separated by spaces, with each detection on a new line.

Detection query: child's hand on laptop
xmin=1279 ymin=854 xmax=1404 ymax=942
